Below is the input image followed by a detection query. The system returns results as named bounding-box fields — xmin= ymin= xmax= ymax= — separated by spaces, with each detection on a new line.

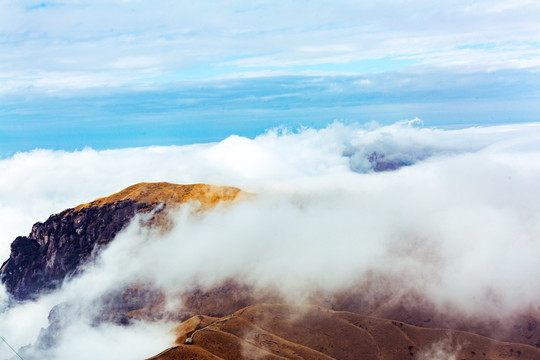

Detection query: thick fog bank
xmin=2 ymin=121 xmax=540 ymax=359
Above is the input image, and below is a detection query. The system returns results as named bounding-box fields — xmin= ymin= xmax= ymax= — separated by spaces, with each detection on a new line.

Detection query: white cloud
xmin=111 ymin=56 xmax=162 ymax=69
xmin=417 ymin=337 xmax=461 ymax=360
xmin=1 ymin=0 xmax=540 ymax=93
xmin=2 ymin=121 xmax=540 ymax=358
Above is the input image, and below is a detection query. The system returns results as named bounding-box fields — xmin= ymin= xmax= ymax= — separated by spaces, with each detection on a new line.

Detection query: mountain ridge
xmin=73 ymin=182 xmax=242 ymax=212
xmin=0 ymin=182 xmax=242 ymax=301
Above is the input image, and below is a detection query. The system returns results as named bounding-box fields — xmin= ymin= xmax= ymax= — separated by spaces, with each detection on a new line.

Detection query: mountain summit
xmin=0 ymin=182 xmax=242 ymax=301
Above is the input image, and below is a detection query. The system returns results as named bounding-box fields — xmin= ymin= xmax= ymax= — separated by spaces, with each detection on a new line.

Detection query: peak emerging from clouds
xmin=0 ymin=182 xmax=242 ymax=301
xmin=73 ymin=182 xmax=242 ymax=212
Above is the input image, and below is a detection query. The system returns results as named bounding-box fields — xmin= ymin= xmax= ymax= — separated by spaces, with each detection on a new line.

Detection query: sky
xmin=1 ymin=2 xmax=540 ymax=359
xmin=1 ymin=0 xmax=540 ymax=155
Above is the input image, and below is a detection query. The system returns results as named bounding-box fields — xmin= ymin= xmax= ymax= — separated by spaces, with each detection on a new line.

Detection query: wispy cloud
xmin=1 ymin=1 xmax=539 ymax=153
xmin=1 ymin=0 xmax=540 ymax=94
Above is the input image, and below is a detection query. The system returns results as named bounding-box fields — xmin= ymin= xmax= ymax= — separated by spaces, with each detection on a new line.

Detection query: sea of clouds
xmin=1 ymin=120 xmax=540 ymax=359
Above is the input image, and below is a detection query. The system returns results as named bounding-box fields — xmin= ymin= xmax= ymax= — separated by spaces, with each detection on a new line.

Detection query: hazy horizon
xmin=1 ymin=0 xmax=540 ymax=155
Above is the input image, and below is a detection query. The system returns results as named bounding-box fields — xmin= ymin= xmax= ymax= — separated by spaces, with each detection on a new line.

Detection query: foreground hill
xmin=150 ymin=304 xmax=540 ymax=360
xmin=0 ymin=182 xmax=242 ymax=300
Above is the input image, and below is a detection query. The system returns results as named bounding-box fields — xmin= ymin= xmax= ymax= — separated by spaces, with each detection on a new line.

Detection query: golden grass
xmin=73 ymin=182 xmax=243 ymax=212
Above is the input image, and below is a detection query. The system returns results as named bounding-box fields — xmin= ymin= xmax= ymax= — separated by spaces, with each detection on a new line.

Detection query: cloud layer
xmin=2 ymin=0 xmax=540 ymax=94
xmin=1 ymin=121 xmax=540 ymax=359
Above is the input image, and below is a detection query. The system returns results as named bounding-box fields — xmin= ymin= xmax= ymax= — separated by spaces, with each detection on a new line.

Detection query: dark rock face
xmin=368 ymin=152 xmax=408 ymax=172
xmin=30 ymin=286 xmax=165 ymax=353
xmin=0 ymin=199 xmax=148 ymax=301
xmin=0 ymin=182 xmax=242 ymax=303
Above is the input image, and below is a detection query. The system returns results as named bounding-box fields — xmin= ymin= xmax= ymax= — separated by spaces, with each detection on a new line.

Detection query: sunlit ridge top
xmin=73 ymin=182 xmax=243 ymax=211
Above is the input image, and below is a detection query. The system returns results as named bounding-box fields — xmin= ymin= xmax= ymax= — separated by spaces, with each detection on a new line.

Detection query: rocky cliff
xmin=0 ymin=182 xmax=241 ymax=301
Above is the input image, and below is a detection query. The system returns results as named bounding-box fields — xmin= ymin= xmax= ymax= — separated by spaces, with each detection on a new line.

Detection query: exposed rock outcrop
xmin=0 ymin=182 xmax=242 ymax=301
xmin=368 ymin=151 xmax=408 ymax=172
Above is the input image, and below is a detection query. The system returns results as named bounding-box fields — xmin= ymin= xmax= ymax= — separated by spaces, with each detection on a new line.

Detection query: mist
xmin=1 ymin=121 xmax=540 ymax=359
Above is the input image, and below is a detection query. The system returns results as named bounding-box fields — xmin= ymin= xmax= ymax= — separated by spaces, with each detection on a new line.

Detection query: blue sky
xmin=1 ymin=0 xmax=540 ymax=155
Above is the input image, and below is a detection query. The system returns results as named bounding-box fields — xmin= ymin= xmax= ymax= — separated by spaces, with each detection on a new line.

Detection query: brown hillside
xmin=149 ymin=304 xmax=540 ymax=360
